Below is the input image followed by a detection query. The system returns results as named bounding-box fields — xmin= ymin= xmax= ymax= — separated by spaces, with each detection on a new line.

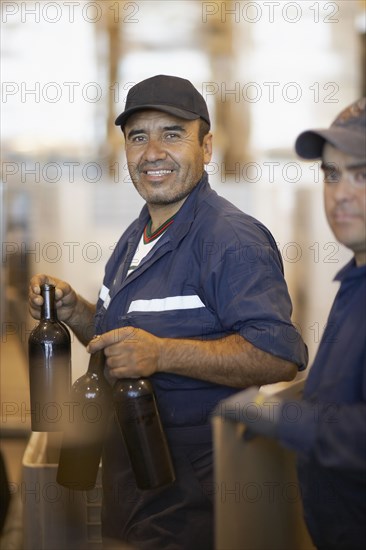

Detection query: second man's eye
xmin=323 ymin=168 xmax=340 ymax=184
xmin=353 ymin=170 xmax=366 ymax=186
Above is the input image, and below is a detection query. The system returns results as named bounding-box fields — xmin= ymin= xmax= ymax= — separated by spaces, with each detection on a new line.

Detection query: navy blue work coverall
xmin=278 ymin=260 xmax=366 ymax=550
xmin=96 ymin=173 xmax=308 ymax=549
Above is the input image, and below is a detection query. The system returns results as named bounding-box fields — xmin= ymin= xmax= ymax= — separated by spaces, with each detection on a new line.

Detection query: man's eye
xmin=323 ymin=169 xmax=339 ymax=183
xmin=165 ymin=133 xmax=180 ymax=140
xmin=131 ymin=135 xmax=146 ymax=143
xmin=354 ymin=170 xmax=366 ymax=185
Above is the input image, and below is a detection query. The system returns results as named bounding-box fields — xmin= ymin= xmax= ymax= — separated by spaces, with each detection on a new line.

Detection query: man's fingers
xmin=55 ymin=288 xmax=64 ymax=300
xmin=87 ymin=327 xmax=139 ymax=354
xmin=87 ymin=334 xmax=105 ymax=353
xmin=87 ymin=333 xmax=117 ymax=353
xmin=30 ymin=275 xmax=60 ymax=304
xmin=30 ymin=274 xmax=55 ymax=289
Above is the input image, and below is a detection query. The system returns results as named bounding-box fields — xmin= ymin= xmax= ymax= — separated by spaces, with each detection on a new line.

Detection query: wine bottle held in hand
xmin=57 ymin=349 xmax=112 ymax=490
xmin=28 ymin=283 xmax=71 ymax=431
xmin=113 ymin=378 xmax=176 ymax=490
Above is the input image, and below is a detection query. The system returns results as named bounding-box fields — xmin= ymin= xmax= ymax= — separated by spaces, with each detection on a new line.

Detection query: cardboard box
xmin=22 ymin=432 xmax=102 ymax=550
xmin=212 ymin=378 xmax=315 ymax=550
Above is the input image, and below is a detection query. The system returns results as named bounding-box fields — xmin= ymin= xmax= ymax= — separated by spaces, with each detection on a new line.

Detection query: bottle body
xmin=57 ymin=350 xmax=112 ymax=490
xmin=113 ymin=378 xmax=175 ymax=490
xmin=28 ymin=284 xmax=71 ymax=431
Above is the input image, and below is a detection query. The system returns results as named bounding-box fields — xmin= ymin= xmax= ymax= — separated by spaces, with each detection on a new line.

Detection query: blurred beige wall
xmin=1 ymin=0 xmax=364 ymax=373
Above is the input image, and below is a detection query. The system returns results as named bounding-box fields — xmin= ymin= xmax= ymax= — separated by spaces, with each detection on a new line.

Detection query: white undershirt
xmin=126 ymin=232 xmax=164 ymax=278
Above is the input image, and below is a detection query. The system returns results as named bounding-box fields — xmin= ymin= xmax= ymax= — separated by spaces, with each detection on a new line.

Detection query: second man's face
xmin=322 ymin=142 xmax=366 ymax=265
xmin=124 ymin=110 xmax=212 ymax=207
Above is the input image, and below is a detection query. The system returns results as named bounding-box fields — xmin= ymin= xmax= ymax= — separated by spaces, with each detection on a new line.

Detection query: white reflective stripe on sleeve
xmin=127 ymin=295 xmax=205 ymax=313
xmin=99 ymin=285 xmax=109 ymax=301
xmin=99 ymin=284 xmax=111 ymax=309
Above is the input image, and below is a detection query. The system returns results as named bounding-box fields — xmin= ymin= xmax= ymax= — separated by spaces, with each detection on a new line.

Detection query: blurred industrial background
xmin=1 ymin=0 xmax=365 ymax=548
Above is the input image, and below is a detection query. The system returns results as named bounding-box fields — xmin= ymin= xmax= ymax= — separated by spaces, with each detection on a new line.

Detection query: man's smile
xmin=144 ymin=169 xmax=174 ymax=176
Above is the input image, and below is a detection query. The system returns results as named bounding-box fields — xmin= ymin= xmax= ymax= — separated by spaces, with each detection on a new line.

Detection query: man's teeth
xmin=146 ymin=170 xmax=173 ymax=175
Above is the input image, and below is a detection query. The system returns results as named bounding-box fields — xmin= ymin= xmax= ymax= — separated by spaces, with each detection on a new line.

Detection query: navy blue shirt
xmin=96 ymin=173 xmax=308 ymax=427
xmin=279 ymin=259 xmax=366 ymax=549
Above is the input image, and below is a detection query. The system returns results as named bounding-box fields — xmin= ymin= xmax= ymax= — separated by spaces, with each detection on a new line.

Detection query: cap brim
xmin=295 ymin=127 xmax=366 ymax=159
xmin=115 ymin=104 xmax=201 ymax=128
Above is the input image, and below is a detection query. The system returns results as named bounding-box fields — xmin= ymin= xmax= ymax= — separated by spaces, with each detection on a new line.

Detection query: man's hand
xmin=213 ymin=387 xmax=284 ymax=440
xmin=29 ymin=274 xmax=78 ymax=322
xmin=87 ymin=327 xmax=162 ymax=379
xmin=29 ymin=273 xmax=96 ymax=345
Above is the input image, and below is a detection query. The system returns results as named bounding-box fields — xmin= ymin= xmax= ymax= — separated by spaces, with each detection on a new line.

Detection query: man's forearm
xmin=87 ymin=328 xmax=298 ymax=385
xmin=67 ymin=296 xmax=96 ymax=346
xmin=158 ymin=333 xmax=297 ymax=388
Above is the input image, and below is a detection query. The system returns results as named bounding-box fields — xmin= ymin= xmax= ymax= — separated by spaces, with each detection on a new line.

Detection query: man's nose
xmin=333 ymin=172 xmax=354 ymax=201
xmin=143 ymin=139 xmax=167 ymax=162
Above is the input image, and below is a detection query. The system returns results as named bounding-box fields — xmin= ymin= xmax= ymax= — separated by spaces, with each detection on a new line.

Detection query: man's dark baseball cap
xmin=115 ymin=74 xmax=210 ymax=130
xmin=295 ymin=98 xmax=366 ymax=159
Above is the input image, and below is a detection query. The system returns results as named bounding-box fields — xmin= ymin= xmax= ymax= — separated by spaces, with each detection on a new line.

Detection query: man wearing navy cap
xmin=29 ymin=75 xmax=308 ymax=549
xmin=224 ymin=98 xmax=366 ymax=550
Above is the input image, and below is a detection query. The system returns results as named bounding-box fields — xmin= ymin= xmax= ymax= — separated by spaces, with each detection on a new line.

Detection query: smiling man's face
xmin=124 ymin=110 xmax=212 ymax=207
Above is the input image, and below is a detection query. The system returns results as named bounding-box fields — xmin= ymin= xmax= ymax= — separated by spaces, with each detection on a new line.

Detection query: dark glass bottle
xmin=113 ymin=378 xmax=176 ymax=490
xmin=57 ymin=350 xmax=112 ymax=490
xmin=28 ymin=283 xmax=71 ymax=432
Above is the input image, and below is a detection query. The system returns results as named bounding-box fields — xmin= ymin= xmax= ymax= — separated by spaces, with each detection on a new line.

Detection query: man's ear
xmin=203 ymin=133 xmax=213 ymax=164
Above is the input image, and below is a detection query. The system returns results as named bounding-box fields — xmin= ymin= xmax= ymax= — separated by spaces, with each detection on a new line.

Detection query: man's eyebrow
xmin=162 ymin=125 xmax=187 ymax=133
xmin=126 ymin=128 xmax=145 ymax=140
xmin=320 ymin=161 xmax=366 ymax=170
xmin=320 ymin=162 xmax=338 ymax=171
xmin=345 ymin=161 xmax=366 ymax=170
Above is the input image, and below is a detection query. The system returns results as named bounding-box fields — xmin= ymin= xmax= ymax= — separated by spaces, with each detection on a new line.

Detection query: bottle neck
xmin=87 ymin=350 xmax=105 ymax=375
xmin=41 ymin=284 xmax=57 ymax=321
